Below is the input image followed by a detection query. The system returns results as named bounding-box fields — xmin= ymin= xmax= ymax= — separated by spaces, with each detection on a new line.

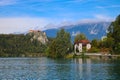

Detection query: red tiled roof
xmin=74 ymin=40 xmax=90 ymax=46
xmin=29 ymin=30 xmax=41 ymax=32
xmin=79 ymin=40 xmax=90 ymax=43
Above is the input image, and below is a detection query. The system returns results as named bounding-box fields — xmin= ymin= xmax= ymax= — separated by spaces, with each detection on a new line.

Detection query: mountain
xmin=43 ymin=22 xmax=111 ymax=41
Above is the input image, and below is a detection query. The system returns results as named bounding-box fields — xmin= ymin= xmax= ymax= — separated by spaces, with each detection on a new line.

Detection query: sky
xmin=0 ymin=0 xmax=120 ymax=33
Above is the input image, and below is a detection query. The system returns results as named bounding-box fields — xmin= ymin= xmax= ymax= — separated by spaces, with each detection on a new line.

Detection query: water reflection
xmin=107 ymin=59 xmax=120 ymax=80
xmin=74 ymin=58 xmax=91 ymax=80
xmin=0 ymin=58 xmax=120 ymax=80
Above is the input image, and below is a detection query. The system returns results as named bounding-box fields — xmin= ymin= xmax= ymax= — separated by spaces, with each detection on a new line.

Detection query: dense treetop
xmin=0 ymin=34 xmax=47 ymax=57
xmin=46 ymin=29 xmax=72 ymax=58
xmin=107 ymin=15 xmax=120 ymax=54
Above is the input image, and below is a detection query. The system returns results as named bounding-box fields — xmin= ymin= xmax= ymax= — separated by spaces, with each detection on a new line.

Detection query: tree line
xmin=0 ymin=34 xmax=47 ymax=57
xmin=0 ymin=15 xmax=120 ymax=57
xmin=46 ymin=15 xmax=120 ymax=58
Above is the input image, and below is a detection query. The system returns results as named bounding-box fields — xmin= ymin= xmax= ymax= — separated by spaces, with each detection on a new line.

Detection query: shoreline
xmin=0 ymin=52 xmax=120 ymax=59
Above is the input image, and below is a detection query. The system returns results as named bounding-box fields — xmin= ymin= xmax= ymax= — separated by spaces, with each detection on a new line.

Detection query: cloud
xmin=76 ymin=19 xmax=101 ymax=24
xmin=0 ymin=0 xmax=17 ymax=6
xmin=66 ymin=0 xmax=83 ymax=3
xmin=94 ymin=14 xmax=114 ymax=22
xmin=96 ymin=5 xmax=120 ymax=9
xmin=0 ymin=15 xmax=114 ymax=34
xmin=0 ymin=17 xmax=50 ymax=34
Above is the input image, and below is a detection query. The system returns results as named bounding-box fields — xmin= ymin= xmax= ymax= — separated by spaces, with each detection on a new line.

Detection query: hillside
xmin=0 ymin=31 xmax=48 ymax=57
xmin=44 ymin=22 xmax=110 ymax=41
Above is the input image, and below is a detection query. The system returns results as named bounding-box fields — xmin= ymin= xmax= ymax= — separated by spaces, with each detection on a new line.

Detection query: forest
xmin=0 ymin=34 xmax=47 ymax=57
xmin=0 ymin=15 xmax=120 ymax=57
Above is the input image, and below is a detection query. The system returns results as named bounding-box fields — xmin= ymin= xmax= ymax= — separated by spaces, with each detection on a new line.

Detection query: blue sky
xmin=0 ymin=0 xmax=120 ymax=33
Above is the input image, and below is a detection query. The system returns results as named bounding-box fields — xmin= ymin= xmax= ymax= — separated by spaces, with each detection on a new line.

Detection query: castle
xmin=29 ymin=30 xmax=48 ymax=44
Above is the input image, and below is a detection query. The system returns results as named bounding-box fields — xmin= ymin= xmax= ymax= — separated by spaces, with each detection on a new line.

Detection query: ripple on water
xmin=0 ymin=58 xmax=120 ymax=80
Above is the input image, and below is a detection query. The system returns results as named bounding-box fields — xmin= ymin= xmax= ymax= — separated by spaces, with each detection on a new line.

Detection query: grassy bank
xmin=65 ymin=53 xmax=89 ymax=59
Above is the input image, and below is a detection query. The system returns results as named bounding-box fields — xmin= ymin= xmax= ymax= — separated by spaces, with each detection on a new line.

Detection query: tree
xmin=91 ymin=39 xmax=99 ymax=48
xmin=0 ymin=34 xmax=47 ymax=57
xmin=107 ymin=15 xmax=120 ymax=54
xmin=47 ymin=29 xmax=72 ymax=58
xmin=74 ymin=33 xmax=87 ymax=42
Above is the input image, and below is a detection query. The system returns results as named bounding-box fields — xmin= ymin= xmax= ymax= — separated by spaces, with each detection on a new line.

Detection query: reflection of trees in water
xmin=46 ymin=58 xmax=74 ymax=80
xmin=74 ymin=58 xmax=91 ymax=80
xmin=107 ymin=59 xmax=120 ymax=80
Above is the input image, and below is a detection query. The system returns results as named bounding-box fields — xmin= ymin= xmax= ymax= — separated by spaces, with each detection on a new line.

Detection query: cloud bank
xmin=0 ymin=0 xmax=17 ymax=6
xmin=0 ymin=15 xmax=114 ymax=34
xmin=0 ymin=17 xmax=49 ymax=34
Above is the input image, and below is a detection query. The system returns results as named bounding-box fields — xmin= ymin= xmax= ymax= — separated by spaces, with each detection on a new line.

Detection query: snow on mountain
xmin=72 ymin=31 xmax=80 ymax=36
xmin=44 ymin=21 xmax=111 ymax=41
xmin=13 ymin=21 xmax=111 ymax=41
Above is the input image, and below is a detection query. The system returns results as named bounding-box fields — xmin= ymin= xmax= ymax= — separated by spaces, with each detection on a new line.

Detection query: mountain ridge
xmin=43 ymin=21 xmax=111 ymax=41
xmin=12 ymin=21 xmax=111 ymax=41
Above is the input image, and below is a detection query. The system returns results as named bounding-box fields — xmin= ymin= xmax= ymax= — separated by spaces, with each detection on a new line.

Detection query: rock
xmin=28 ymin=30 xmax=48 ymax=44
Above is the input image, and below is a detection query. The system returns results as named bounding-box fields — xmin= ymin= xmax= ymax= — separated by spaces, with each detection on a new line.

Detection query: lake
xmin=0 ymin=57 xmax=120 ymax=80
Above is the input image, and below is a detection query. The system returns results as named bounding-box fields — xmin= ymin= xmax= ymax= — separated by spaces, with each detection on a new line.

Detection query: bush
xmin=88 ymin=47 xmax=100 ymax=53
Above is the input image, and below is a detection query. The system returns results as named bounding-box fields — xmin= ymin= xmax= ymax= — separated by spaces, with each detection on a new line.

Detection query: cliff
xmin=28 ymin=30 xmax=48 ymax=44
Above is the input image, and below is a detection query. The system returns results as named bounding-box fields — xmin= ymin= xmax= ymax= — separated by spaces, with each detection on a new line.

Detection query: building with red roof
xmin=74 ymin=39 xmax=91 ymax=54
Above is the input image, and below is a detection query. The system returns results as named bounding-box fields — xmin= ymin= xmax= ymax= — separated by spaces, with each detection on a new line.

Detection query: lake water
xmin=0 ymin=57 xmax=120 ymax=80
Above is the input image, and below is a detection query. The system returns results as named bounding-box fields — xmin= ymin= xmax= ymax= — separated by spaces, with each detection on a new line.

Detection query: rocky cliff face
xmin=28 ymin=30 xmax=48 ymax=44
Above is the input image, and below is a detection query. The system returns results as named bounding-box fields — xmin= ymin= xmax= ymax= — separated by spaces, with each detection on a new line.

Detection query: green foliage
xmin=0 ymin=34 xmax=47 ymax=57
xmin=88 ymin=47 xmax=100 ymax=53
xmin=100 ymin=37 xmax=114 ymax=49
xmin=65 ymin=54 xmax=74 ymax=58
xmin=91 ymin=39 xmax=99 ymax=48
xmin=90 ymin=36 xmax=115 ymax=53
xmin=90 ymin=15 xmax=120 ymax=54
xmin=107 ymin=15 xmax=120 ymax=54
xmin=47 ymin=29 xmax=72 ymax=58
xmin=74 ymin=33 xmax=87 ymax=42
